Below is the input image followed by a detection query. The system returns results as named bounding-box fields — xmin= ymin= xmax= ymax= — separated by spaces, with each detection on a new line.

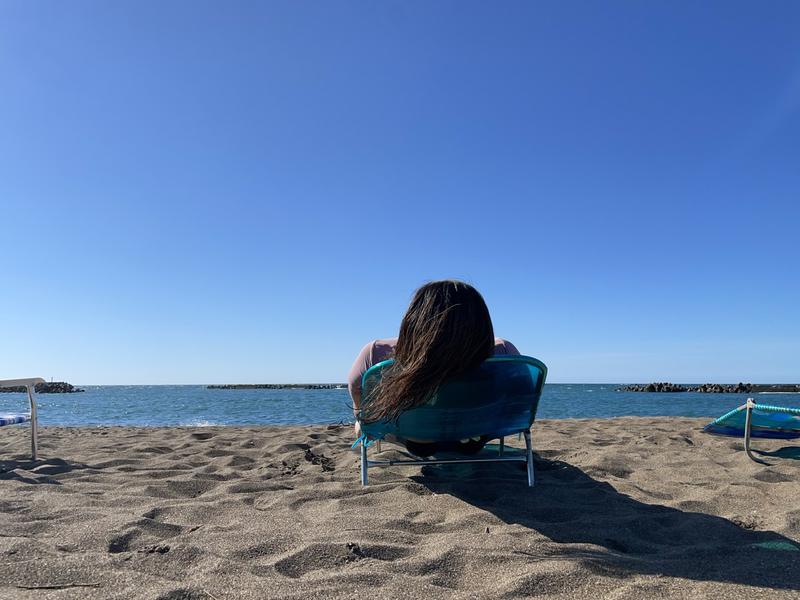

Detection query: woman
xmin=347 ymin=280 xmax=520 ymax=456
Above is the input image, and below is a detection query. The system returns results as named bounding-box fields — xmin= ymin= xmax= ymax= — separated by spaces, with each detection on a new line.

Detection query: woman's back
xmin=346 ymin=280 xmax=522 ymax=455
xmin=348 ymin=336 xmax=520 ymax=408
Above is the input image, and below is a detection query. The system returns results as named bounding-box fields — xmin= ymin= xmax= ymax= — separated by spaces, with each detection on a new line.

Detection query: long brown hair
xmin=362 ymin=280 xmax=495 ymax=422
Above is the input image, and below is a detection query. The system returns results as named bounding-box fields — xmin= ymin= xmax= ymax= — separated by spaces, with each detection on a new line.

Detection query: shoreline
xmin=1 ymin=418 xmax=798 ymax=598
xmin=13 ymin=415 xmax=746 ymax=430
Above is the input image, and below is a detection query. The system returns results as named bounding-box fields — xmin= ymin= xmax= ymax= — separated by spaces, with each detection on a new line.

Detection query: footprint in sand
xmin=107 ymin=518 xmax=184 ymax=553
xmin=753 ymin=470 xmax=793 ymax=484
xmin=273 ymin=543 xmax=410 ymax=578
xmin=144 ymin=479 xmax=219 ymax=499
xmin=156 ymin=588 xmax=214 ymax=600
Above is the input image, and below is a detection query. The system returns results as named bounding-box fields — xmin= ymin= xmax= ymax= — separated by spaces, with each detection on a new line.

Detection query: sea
xmin=3 ymin=384 xmax=800 ymax=427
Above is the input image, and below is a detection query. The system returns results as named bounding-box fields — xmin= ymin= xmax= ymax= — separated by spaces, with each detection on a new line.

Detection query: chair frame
xmin=360 ymin=430 xmax=536 ymax=487
xmin=0 ymin=378 xmax=45 ymax=460
xmin=742 ymin=397 xmax=800 ymax=464
xmin=356 ymin=356 xmax=547 ymax=487
xmin=743 ymin=397 xmax=760 ymax=463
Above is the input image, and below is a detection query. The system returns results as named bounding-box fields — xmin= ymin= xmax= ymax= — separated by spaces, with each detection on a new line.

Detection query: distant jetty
xmin=617 ymin=383 xmax=800 ymax=393
xmin=0 ymin=382 xmax=84 ymax=393
xmin=207 ymin=384 xmax=347 ymax=390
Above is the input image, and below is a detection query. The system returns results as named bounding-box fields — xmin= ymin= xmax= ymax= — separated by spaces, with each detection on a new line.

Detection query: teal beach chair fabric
xmin=355 ymin=355 xmax=547 ymax=486
xmin=704 ymin=398 xmax=800 ymax=462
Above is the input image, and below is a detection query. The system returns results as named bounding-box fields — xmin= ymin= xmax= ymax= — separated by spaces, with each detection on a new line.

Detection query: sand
xmin=1 ymin=418 xmax=798 ymax=599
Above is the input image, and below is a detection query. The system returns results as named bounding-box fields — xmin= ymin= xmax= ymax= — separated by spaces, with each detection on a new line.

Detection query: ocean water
xmin=3 ymin=384 xmax=800 ymax=427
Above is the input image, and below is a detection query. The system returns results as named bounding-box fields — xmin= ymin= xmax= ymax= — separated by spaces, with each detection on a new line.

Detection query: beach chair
xmin=354 ymin=355 xmax=547 ymax=486
xmin=1 ymin=378 xmax=45 ymax=459
xmin=704 ymin=397 xmax=800 ymax=463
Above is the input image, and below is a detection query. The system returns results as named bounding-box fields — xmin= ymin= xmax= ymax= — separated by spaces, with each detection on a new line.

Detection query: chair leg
xmin=743 ymin=399 xmax=768 ymax=464
xmin=27 ymin=385 xmax=38 ymax=461
xmin=499 ymin=437 xmax=505 ymax=456
xmin=524 ymin=430 xmax=534 ymax=487
xmin=360 ymin=442 xmax=369 ymax=486
xmin=376 ymin=441 xmax=382 ymax=454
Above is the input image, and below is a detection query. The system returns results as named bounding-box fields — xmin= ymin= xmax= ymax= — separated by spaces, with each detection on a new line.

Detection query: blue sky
xmin=1 ymin=1 xmax=799 ymax=384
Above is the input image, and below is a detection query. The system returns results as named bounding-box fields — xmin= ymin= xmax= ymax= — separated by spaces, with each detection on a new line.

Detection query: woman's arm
xmin=347 ymin=338 xmax=398 ymax=417
xmin=347 ymin=341 xmax=375 ymax=414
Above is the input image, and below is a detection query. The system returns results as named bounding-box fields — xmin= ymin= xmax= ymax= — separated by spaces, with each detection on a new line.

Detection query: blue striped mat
xmin=704 ymin=403 xmax=800 ymax=439
xmin=0 ymin=414 xmax=31 ymax=427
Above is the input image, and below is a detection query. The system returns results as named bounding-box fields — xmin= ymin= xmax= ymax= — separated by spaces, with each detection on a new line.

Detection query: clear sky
xmin=1 ymin=1 xmax=799 ymax=384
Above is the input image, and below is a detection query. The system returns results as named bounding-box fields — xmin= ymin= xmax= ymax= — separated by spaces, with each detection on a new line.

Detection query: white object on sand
xmin=0 ymin=377 xmax=45 ymax=459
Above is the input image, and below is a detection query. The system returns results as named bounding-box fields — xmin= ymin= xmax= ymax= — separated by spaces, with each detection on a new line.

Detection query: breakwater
xmin=0 ymin=381 xmax=84 ymax=393
xmin=207 ymin=383 xmax=346 ymax=390
xmin=618 ymin=383 xmax=800 ymax=393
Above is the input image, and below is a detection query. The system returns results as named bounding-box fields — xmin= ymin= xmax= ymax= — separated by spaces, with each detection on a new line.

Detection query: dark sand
xmin=1 ymin=419 xmax=798 ymax=599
